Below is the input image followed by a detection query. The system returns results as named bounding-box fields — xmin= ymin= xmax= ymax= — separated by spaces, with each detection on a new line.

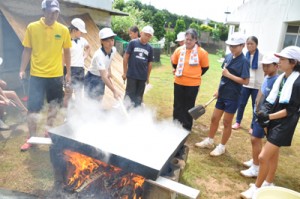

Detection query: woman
xmin=232 ymin=36 xmax=264 ymax=133
xmin=64 ymin=18 xmax=90 ymax=107
xmin=84 ymin=28 xmax=121 ymax=101
xmin=240 ymin=46 xmax=300 ymax=198
xmin=128 ymin=26 xmax=140 ymax=40
xmin=171 ymin=28 xmax=209 ymax=131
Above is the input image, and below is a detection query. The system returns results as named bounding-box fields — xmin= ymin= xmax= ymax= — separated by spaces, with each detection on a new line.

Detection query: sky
xmin=138 ymin=0 xmax=244 ymax=22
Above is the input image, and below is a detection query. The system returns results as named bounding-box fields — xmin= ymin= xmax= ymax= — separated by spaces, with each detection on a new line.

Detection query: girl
xmin=240 ymin=46 xmax=300 ymax=199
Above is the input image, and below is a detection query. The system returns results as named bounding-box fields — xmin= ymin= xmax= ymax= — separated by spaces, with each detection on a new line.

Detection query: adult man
xmin=122 ymin=25 xmax=154 ymax=107
xmin=19 ymin=0 xmax=72 ymax=151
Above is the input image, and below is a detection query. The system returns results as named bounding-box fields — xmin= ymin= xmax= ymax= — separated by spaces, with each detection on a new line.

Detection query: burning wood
xmin=63 ymin=150 xmax=145 ymax=198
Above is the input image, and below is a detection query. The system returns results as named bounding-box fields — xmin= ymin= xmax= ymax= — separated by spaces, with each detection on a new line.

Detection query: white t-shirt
xmin=70 ymin=37 xmax=89 ymax=67
xmin=89 ymin=46 xmax=116 ymax=77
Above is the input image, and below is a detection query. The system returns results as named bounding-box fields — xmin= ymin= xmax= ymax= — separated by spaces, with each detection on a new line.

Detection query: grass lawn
xmin=0 ymin=53 xmax=299 ymax=199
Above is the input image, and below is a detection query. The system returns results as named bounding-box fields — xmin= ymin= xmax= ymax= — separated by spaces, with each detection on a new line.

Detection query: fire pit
xmin=48 ymin=121 xmax=199 ymax=198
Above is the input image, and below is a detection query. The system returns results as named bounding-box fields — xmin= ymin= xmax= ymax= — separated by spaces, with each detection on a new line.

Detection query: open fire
xmin=63 ymin=149 xmax=145 ymax=198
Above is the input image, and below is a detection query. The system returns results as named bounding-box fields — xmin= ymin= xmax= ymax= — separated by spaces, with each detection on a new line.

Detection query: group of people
xmin=171 ymin=30 xmax=300 ymax=198
xmin=6 ymin=0 xmax=300 ymax=197
xmin=18 ymin=0 xmax=155 ymax=151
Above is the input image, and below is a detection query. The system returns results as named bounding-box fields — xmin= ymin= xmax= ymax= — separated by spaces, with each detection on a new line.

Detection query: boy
xmin=240 ymin=54 xmax=279 ymax=177
xmin=122 ymin=25 xmax=154 ymax=107
xmin=195 ymin=32 xmax=250 ymax=156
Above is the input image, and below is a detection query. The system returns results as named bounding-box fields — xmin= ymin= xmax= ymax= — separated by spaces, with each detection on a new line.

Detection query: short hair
xmin=247 ymin=36 xmax=258 ymax=45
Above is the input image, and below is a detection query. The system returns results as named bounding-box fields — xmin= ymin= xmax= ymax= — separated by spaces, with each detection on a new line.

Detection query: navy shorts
xmin=84 ymin=71 xmax=105 ymax=99
xmin=215 ymin=98 xmax=239 ymax=114
xmin=252 ymin=111 xmax=265 ymax=138
xmin=28 ymin=76 xmax=63 ymax=112
xmin=71 ymin=67 xmax=84 ymax=89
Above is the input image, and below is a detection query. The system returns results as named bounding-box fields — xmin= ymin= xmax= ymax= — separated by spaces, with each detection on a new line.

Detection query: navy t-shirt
xmin=126 ymin=39 xmax=154 ymax=81
xmin=218 ymin=53 xmax=250 ymax=100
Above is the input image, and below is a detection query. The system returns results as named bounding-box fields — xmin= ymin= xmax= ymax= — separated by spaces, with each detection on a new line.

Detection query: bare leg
xmin=220 ymin=112 xmax=234 ymax=145
xmin=251 ymin=136 xmax=263 ymax=165
xmin=208 ymin=108 xmax=224 ymax=139
xmin=255 ymin=141 xmax=279 ymax=187
xmin=265 ymin=148 xmax=279 ymax=183
xmin=46 ymin=102 xmax=59 ymax=128
xmin=27 ymin=112 xmax=39 ymax=137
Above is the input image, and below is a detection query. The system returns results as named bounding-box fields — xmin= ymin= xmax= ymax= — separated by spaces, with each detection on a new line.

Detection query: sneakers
xmin=240 ymin=184 xmax=258 ymax=199
xmin=195 ymin=138 xmax=214 ymax=149
xmin=232 ymin=122 xmax=240 ymax=129
xmin=240 ymin=165 xmax=259 ymax=178
xmin=210 ymin=144 xmax=225 ymax=156
xmin=243 ymin=159 xmax=253 ymax=167
xmin=250 ymin=181 xmax=275 ymax=187
xmin=20 ymin=139 xmax=33 ymax=152
xmin=0 ymin=119 xmax=9 ymax=130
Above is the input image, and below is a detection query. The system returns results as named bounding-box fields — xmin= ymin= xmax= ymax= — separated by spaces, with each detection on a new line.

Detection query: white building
xmin=227 ymin=0 xmax=300 ymax=53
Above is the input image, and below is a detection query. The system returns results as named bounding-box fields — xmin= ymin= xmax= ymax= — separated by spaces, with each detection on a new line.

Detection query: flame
xmin=63 ymin=149 xmax=145 ymax=198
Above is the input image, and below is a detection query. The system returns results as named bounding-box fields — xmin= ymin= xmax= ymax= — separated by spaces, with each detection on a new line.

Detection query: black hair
xmin=69 ymin=24 xmax=78 ymax=32
xmin=289 ymin=59 xmax=300 ymax=72
xmin=247 ymin=36 xmax=258 ymax=45
xmin=129 ymin=26 xmax=140 ymax=37
xmin=185 ymin=28 xmax=200 ymax=45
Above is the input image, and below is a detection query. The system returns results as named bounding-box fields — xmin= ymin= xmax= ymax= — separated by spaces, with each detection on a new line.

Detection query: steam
xmin=63 ymin=97 xmax=189 ymax=170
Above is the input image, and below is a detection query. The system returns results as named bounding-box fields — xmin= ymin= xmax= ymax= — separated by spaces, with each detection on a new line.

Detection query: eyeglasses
xmin=229 ymin=44 xmax=241 ymax=48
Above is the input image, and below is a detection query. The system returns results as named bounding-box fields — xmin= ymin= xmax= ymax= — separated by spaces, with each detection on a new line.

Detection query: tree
xmin=189 ymin=22 xmax=201 ymax=38
xmin=113 ymin=0 xmax=125 ymax=10
xmin=174 ymin=19 xmax=186 ymax=38
xmin=152 ymin=12 xmax=166 ymax=40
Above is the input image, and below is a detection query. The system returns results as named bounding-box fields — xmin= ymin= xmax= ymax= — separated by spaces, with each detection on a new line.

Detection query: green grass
xmin=0 ymin=54 xmax=299 ymax=199
xmin=144 ymin=54 xmax=300 ymax=199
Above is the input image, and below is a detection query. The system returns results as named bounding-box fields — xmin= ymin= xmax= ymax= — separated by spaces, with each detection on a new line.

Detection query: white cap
xmin=99 ymin=28 xmax=116 ymax=40
xmin=274 ymin=46 xmax=300 ymax=62
xmin=71 ymin=18 xmax=87 ymax=33
xmin=142 ymin=25 xmax=154 ymax=36
xmin=261 ymin=54 xmax=279 ymax=64
xmin=175 ymin=32 xmax=185 ymax=42
xmin=41 ymin=0 xmax=60 ymax=12
xmin=225 ymin=32 xmax=246 ymax=45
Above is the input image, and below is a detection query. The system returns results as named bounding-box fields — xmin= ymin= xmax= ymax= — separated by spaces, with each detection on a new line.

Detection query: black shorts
xmin=84 ymin=71 xmax=105 ymax=99
xmin=28 ymin=76 xmax=63 ymax=112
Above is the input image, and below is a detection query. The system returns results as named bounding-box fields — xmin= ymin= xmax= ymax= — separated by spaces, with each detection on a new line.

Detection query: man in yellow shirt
xmin=19 ymin=0 xmax=72 ymax=151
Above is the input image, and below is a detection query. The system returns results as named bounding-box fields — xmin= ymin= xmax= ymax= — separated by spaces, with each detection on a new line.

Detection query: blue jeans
xmin=236 ymin=87 xmax=258 ymax=128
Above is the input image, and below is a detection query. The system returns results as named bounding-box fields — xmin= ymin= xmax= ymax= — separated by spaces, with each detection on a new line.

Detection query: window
xmin=283 ymin=25 xmax=300 ymax=48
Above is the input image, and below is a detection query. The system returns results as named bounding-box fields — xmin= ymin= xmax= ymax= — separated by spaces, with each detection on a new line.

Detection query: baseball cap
xmin=41 ymin=0 xmax=60 ymax=12
xmin=225 ymin=32 xmax=246 ymax=45
xmin=261 ymin=54 xmax=279 ymax=64
xmin=142 ymin=25 xmax=154 ymax=36
xmin=175 ymin=32 xmax=185 ymax=42
xmin=274 ymin=46 xmax=300 ymax=62
xmin=71 ymin=18 xmax=87 ymax=33
xmin=99 ymin=28 xmax=116 ymax=40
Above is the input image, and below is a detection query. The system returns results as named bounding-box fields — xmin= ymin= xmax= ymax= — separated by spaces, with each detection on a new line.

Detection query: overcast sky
xmin=138 ymin=0 xmax=244 ymax=22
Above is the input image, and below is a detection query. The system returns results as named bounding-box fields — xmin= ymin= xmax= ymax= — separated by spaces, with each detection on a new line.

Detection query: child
xmin=63 ymin=18 xmax=90 ymax=107
xmin=84 ymin=28 xmax=121 ymax=101
xmin=122 ymin=25 xmax=154 ymax=107
xmin=240 ymin=54 xmax=279 ymax=178
xmin=240 ymin=46 xmax=300 ymax=198
xmin=128 ymin=26 xmax=140 ymax=40
xmin=194 ymin=32 xmax=250 ymax=156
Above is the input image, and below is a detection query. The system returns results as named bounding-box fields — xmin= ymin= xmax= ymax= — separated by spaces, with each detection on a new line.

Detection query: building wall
xmin=228 ymin=0 xmax=300 ymax=54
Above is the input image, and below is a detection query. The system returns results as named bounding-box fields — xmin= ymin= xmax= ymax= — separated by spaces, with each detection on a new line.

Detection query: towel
xmin=175 ymin=44 xmax=199 ymax=77
xmin=246 ymin=49 xmax=259 ymax=69
xmin=266 ymin=71 xmax=300 ymax=104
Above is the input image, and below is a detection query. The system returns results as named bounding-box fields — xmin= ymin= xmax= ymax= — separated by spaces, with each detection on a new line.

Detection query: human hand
xmin=122 ymin=74 xmax=127 ymax=81
xmin=19 ymin=71 xmax=26 ymax=80
xmin=222 ymin=68 xmax=230 ymax=78
xmin=65 ymin=73 xmax=71 ymax=84
xmin=113 ymin=90 xmax=121 ymax=100
xmin=256 ymin=111 xmax=270 ymax=128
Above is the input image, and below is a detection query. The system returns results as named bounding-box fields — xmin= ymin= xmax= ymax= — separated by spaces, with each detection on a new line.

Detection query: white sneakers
xmin=195 ymin=137 xmax=214 ymax=149
xmin=210 ymin=144 xmax=226 ymax=156
xmin=240 ymin=184 xmax=258 ymax=199
xmin=241 ymin=181 xmax=274 ymax=199
xmin=243 ymin=159 xmax=253 ymax=167
xmin=195 ymin=139 xmax=226 ymax=156
xmin=240 ymin=165 xmax=259 ymax=178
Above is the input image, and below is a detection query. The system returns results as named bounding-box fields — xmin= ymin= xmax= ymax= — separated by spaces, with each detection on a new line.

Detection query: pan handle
xmin=204 ymin=96 xmax=217 ymax=108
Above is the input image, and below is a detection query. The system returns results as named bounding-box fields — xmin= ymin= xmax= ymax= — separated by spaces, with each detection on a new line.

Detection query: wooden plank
xmin=146 ymin=176 xmax=200 ymax=199
xmin=27 ymin=137 xmax=52 ymax=145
